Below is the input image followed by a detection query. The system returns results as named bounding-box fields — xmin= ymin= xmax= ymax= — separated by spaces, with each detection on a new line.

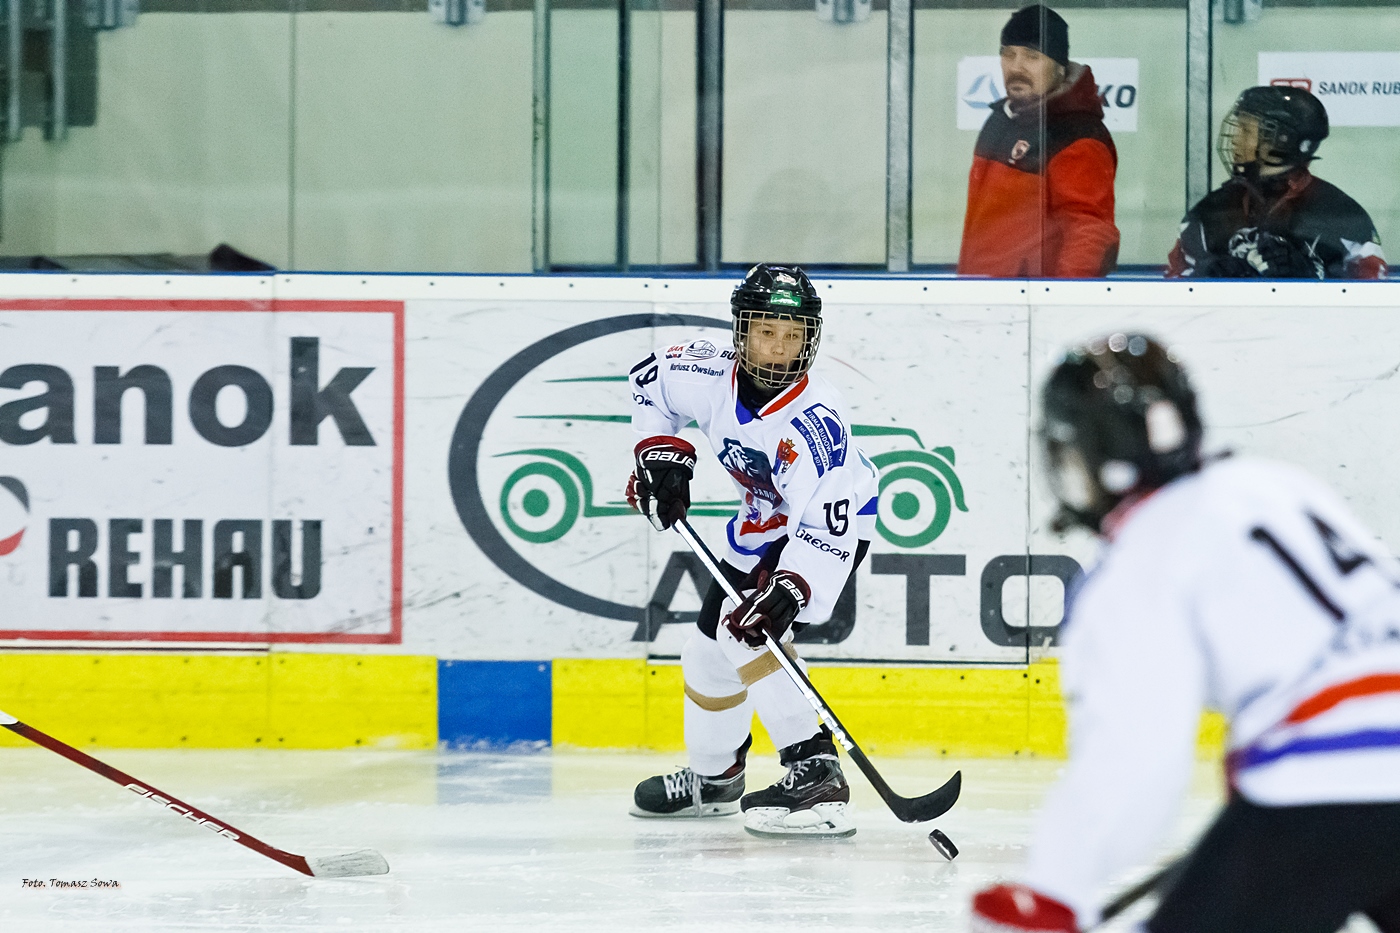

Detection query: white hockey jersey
xmin=1024 ymin=456 xmax=1400 ymax=924
xmin=628 ymin=337 xmax=879 ymax=622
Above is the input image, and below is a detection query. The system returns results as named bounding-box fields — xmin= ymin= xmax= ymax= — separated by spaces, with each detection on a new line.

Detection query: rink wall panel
xmin=438 ymin=659 xmax=552 ymax=747
xmin=0 ymin=275 xmax=1391 ymax=755
xmin=550 ymin=657 xmax=1226 ymax=758
xmin=0 ymin=653 xmax=436 ymax=749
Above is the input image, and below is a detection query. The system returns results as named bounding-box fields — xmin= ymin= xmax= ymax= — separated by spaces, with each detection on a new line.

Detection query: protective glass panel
xmin=1207 ymin=1 xmax=1398 ymax=278
xmin=0 ymin=3 xmax=293 ymax=270
xmin=720 ymin=0 xmax=889 ymax=266
xmin=913 ymin=2 xmax=1185 ymax=275
xmin=290 ymin=3 xmax=534 ymax=273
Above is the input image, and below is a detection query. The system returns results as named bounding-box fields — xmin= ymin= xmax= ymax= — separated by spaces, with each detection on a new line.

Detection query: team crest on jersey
xmin=719 ymin=439 xmax=781 ymax=504
xmin=1010 ymin=139 xmax=1030 ymax=162
xmin=790 ymin=404 xmax=847 ymax=477
xmin=663 ymin=344 xmax=686 ymax=359
xmin=775 ymin=438 xmax=800 ymax=475
xmin=683 ymin=339 xmax=718 ymax=360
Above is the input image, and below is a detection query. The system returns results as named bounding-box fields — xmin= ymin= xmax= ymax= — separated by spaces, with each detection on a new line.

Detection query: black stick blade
xmin=890 ymin=770 xmax=961 ymax=823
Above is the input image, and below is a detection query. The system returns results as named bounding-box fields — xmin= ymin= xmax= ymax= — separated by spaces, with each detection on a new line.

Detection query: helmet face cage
xmin=1218 ymin=87 xmax=1327 ymax=177
xmin=732 ymin=310 xmax=822 ymax=391
xmin=1218 ymin=108 xmax=1286 ymax=176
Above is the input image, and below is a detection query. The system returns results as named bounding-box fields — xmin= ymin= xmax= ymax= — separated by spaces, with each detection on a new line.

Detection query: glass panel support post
xmin=47 ymin=0 xmax=67 ymax=142
xmin=885 ymin=0 xmax=912 ymax=272
xmin=6 ymin=0 xmax=20 ymax=143
xmin=616 ymin=0 xmax=630 ymax=271
xmin=1186 ymin=0 xmax=1212 ymax=211
xmin=696 ymin=0 xmax=722 ymax=271
xmin=532 ymin=0 xmax=551 ymax=272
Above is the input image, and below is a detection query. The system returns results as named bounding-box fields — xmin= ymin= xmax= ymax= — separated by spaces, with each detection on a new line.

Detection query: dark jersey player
xmin=1168 ymin=85 xmax=1387 ymax=280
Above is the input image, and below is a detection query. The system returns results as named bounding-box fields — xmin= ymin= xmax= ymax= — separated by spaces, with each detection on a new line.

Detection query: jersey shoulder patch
xmin=660 ymin=337 xmax=735 ymax=379
xmin=789 ymin=402 xmax=848 ymax=477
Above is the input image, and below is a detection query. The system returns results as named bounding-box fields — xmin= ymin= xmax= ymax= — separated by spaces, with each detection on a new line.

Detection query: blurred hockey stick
xmin=1092 ymin=858 xmax=1184 ymax=929
xmin=672 ymin=517 xmax=962 ymax=823
xmin=0 ymin=709 xmax=389 ymax=878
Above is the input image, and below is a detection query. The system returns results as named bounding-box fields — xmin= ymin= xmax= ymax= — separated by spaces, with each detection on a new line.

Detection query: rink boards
xmin=0 ymin=652 xmax=1227 ymax=756
xmin=0 ymin=274 xmax=1394 ymax=754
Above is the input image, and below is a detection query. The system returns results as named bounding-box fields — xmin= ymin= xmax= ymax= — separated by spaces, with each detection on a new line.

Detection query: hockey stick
xmin=0 ymin=709 xmax=389 ymax=878
xmin=672 ymin=518 xmax=962 ymax=823
xmin=1091 ymin=858 xmax=1183 ymax=929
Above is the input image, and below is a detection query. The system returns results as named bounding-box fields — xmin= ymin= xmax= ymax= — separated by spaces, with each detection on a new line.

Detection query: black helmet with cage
xmin=730 ymin=263 xmax=823 ymax=392
xmin=1218 ymin=85 xmax=1330 ymax=179
xmin=1041 ymin=333 xmax=1204 ymax=533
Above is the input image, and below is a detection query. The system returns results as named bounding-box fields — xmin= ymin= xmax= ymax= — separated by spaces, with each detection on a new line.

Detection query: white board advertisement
xmin=956 ymin=56 xmax=1139 ymax=132
xmin=1258 ymin=52 xmax=1400 ymax=127
xmin=0 ymin=299 xmax=402 ymax=643
xmin=7 ymin=279 xmax=1400 ymax=665
xmin=404 ymin=293 xmax=1062 ymax=666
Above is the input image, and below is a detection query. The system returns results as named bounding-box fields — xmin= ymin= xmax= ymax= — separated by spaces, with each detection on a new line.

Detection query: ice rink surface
xmin=1 ymin=748 xmax=1229 ymax=932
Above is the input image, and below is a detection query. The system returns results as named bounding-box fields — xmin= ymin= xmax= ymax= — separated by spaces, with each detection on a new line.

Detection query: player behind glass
xmin=972 ymin=334 xmax=1400 ymax=932
xmin=1167 ymin=86 xmax=1386 ymax=280
xmin=623 ymin=263 xmax=879 ymax=838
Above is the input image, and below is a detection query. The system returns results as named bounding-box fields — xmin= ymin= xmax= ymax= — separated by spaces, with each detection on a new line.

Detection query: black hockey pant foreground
xmin=1149 ymin=796 xmax=1400 ymax=933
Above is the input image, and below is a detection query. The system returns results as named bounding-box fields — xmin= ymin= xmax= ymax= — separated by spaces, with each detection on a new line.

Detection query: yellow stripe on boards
xmin=0 ymin=653 xmax=436 ymax=749
xmin=553 ymin=658 xmax=1227 ymax=759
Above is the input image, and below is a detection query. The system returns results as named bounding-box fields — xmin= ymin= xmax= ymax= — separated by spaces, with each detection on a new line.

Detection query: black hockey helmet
xmin=1219 ymin=85 xmax=1329 ymax=177
xmin=1041 ymin=334 xmax=1203 ymax=533
xmin=730 ymin=263 xmax=822 ymax=391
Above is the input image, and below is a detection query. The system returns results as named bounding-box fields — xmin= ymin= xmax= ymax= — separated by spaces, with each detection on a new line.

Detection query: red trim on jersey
xmin=1284 ymin=673 xmax=1400 ymax=725
xmin=0 ymin=528 xmax=22 ymax=556
xmin=759 ymin=376 xmax=809 ymax=418
xmin=1351 ymin=255 xmax=1388 ymax=280
xmin=1100 ymin=488 xmax=1159 ymax=541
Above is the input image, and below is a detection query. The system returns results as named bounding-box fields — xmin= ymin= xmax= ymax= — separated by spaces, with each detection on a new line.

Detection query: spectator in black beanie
xmin=958 ymin=4 xmax=1120 ymax=278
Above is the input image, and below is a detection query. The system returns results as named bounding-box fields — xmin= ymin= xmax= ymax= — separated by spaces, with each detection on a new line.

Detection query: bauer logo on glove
xmin=724 ymin=568 xmax=810 ymax=647
xmin=626 ymin=435 xmax=697 ymax=530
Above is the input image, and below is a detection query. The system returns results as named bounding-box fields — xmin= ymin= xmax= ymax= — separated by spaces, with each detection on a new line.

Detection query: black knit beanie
xmin=1001 ymin=4 xmax=1069 ymax=67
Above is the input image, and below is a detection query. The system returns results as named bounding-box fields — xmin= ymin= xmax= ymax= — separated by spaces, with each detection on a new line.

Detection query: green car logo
xmin=496 ymin=403 xmax=967 ymax=549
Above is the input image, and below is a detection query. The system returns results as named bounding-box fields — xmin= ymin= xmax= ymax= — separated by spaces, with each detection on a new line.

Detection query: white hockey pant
xmin=681 ymin=622 xmax=819 ymax=778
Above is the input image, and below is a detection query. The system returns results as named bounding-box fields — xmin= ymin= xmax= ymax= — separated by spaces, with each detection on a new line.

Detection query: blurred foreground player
xmin=1167 ymin=86 xmax=1387 ymax=279
xmin=624 ymin=263 xmax=879 ymax=838
xmin=972 ymin=334 xmax=1400 ymax=932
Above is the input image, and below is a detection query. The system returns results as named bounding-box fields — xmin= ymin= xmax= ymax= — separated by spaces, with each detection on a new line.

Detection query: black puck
xmin=928 ymin=828 xmax=958 ymax=861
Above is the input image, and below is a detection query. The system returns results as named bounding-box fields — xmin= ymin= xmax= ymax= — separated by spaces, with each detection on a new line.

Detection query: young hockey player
xmin=972 ymin=334 xmax=1400 ymax=932
xmin=1167 ymin=85 xmax=1386 ymax=280
xmin=623 ymin=263 xmax=879 ymax=838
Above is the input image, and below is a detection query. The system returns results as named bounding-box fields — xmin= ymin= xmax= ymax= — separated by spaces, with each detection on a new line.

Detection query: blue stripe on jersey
xmin=858 ymin=496 xmax=878 ymax=516
xmin=1238 ymin=727 xmax=1400 ymax=770
xmin=735 ymin=394 xmax=758 ymax=426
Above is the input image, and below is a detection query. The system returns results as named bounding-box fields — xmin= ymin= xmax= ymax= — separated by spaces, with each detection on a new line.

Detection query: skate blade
xmin=305 ymin=849 xmax=390 ymax=877
xmin=629 ymin=801 xmax=740 ymax=819
xmin=743 ymin=802 xmax=856 ymax=838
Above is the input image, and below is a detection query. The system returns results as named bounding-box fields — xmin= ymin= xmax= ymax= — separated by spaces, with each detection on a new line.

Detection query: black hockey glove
xmin=626 ymin=435 xmax=697 ymax=530
xmin=1194 ymin=253 xmax=1257 ymax=278
xmin=1254 ymin=232 xmax=1324 ymax=279
xmin=724 ymin=568 xmax=810 ymax=648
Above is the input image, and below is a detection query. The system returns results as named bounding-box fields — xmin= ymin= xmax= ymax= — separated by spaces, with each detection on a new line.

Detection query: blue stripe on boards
xmin=437 ymin=660 xmax=552 ymax=748
xmin=1238 ymin=727 xmax=1400 ymax=770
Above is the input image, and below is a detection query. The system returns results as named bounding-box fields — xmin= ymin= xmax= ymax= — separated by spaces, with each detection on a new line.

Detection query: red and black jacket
xmin=1166 ymin=169 xmax=1387 ymax=280
xmin=958 ymin=64 xmax=1120 ymax=278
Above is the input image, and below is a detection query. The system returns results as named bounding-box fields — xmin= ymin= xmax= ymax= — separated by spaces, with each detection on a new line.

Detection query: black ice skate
xmin=630 ymin=736 xmax=750 ymax=818
xmin=740 ymin=729 xmax=854 ymax=838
